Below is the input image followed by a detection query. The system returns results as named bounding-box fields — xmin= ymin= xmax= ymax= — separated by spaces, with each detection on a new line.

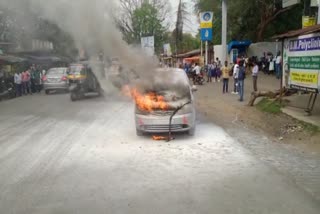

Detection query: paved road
xmin=0 ymin=93 xmax=319 ymax=214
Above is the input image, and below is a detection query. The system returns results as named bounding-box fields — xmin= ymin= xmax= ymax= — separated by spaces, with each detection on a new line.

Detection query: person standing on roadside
xmin=32 ymin=65 xmax=42 ymax=93
xmin=222 ymin=61 xmax=229 ymax=93
xmin=14 ymin=71 xmax=22 ymax=97
xmin=207 ymin=61 xmax=213 ymax=83
xmin=252 ymin=61 xmax=259 ymax=92
xmin=22 ymin=68 xmax=32 ymax=95
xmin=216 ymin=59 xmax=222 ymax=82
xmin=275 ymin=51 xmax=282 ymax=79
xmin=238 ymin=60 xmax=246 ymax=102
xmin=232 ymin=63 xmax=239 ymax=94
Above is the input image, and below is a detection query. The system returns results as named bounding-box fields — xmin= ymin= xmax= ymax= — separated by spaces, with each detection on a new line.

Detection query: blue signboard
xmin=201 ymin=28 xmax=213 ymax=41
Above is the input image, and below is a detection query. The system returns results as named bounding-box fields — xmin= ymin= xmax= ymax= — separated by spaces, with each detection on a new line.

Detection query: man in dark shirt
xmin=238 ymin=60 xmax=246 ymax=102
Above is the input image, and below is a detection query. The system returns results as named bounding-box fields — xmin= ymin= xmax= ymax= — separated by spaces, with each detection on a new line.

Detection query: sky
xmin=169 ymin=0 xmax=199 ymax=36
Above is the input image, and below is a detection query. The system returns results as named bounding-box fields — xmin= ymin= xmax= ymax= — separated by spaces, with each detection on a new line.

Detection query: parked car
xmin=135 ymin=68 xmax=196 ymax=136
xmin=43 ymin=67 xmax=68 ymax=94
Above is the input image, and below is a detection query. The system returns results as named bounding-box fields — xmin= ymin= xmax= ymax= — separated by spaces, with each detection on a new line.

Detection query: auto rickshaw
xmin=67 ymin=62 xmax=102 ymax=101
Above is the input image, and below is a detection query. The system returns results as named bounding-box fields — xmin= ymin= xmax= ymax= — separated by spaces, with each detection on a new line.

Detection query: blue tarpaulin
xmin=228 ymin=40 xmax=252 ymax=53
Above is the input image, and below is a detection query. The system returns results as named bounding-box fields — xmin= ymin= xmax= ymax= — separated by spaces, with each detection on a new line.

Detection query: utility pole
xmin=318 ymin=0 xmax=320 ymax=24
xmin=222 ymin=0 xmax=227 ymax=63
xmin=304 ymin=0 xmax=311 ymax=16
xmin=205 ymin=41 xmax=208 ymax=65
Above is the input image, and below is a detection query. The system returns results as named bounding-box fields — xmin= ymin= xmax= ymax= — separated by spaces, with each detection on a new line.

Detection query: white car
xmin=134 ymin=68 xmax=196 ymax=136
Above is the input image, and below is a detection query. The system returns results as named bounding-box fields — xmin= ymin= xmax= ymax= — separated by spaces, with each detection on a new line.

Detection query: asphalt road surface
xmin=0 ymin=93 xmax=319 ymax=214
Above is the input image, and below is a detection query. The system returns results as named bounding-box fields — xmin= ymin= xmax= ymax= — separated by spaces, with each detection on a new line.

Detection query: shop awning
xmin=184 ymin=56 xmax=200 ymax=62
xmin=0 ymin=55 xmax=26 ymax=64
xmin=228 ymin=40 xmax=252 ymax=53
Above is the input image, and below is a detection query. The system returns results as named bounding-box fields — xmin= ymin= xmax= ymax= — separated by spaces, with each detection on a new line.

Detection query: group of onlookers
xmin=259 ymin=51 xmax=282 ymax=79
xmin=14 ymin=65 xmax=43 ymax=97
xmin=185 ymin=57 xmax=272 ymax=102
xmin=206 ymin=58 xmax=223 ymax=83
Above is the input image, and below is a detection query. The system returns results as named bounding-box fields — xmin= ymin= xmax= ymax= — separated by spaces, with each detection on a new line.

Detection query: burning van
xmin=133 ymin=68 xmax=196 ymax=136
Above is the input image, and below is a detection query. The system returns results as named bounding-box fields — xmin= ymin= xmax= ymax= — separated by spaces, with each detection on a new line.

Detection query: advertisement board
xmin=163 ymin=43 xmax=172 ymax=56
xmin=200 ymin=28 xmax=213 ymax=41
xmin=283 ymin=33 xmax=320 ymax=93
xmin=199 ymin=11 xmax=213 ymax=42
xmin=141 ymin=36 xmax=155 ymax=56
xmin=200 ymin=12 xmax=213 ymax=28
xmin=282 ymin=0 xmax=300 ymax=8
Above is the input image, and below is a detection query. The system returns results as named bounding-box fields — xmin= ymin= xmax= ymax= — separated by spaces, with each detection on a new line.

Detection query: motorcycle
xmin=193 ymin=73 xmax=205 ymax=85
xmin=0 ymin=78 xmax=15 ymax=101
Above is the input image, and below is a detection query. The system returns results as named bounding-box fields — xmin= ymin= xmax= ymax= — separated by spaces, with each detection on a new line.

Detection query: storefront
xmin=274 ymin=24 xmax=320 ymax=114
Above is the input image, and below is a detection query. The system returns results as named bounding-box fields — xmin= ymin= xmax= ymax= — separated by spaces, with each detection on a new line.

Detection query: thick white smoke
xmin=0 ymin=0 xmax=159 ymax=94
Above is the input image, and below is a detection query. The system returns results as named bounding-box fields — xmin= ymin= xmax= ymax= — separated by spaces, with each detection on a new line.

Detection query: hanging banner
xmin=302 ymin=16 xmax=316 ymax=28
xmin=163 ymin=43 xmax=172 ymax=56
xmin=200 ymin=12 xmax=213 ymax=29
xmin=282 ymin=0 xmax=300 ymax=8
xmin=283 ymin=33 xmax=320 ymax=93
xmin=141 ymin=36 xmax=155 ymax=56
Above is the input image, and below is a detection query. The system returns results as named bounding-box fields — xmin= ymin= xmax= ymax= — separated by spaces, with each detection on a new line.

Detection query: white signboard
xmin=163 ymin=43 xmax=172 ymax=56
xmin=311 ymin=0 xmax=319 ymax=7
xmin=282 ymin=0 xmax=300 ymax=8
xmin=283 ymin=33 xmax=320 ymax=93
xmin=199 ymin=11 xmax=213 ymax=28
xmin=141 ymin=36 xmax=154 ymax=56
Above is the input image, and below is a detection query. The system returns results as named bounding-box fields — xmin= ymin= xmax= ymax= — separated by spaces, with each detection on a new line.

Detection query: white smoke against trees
xmin=0 ymin=0 xmax=161 ymax=93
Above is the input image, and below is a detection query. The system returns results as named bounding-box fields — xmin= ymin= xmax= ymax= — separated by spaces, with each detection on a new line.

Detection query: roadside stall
xmin=0 ymin=55 xmax=27 ymax=75
xmin=274 ymin=24 xmax=320 ymax=114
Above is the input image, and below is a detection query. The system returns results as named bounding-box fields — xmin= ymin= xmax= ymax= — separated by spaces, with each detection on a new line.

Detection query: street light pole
xmin=222 ymin=0 xmax=227 ymax=63
xmin=318 ymin=0 xmax=320 ymax=24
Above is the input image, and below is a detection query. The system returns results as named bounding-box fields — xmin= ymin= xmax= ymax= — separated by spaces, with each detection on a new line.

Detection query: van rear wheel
xmin=188 ymin=127 xmax=195 ymax=136
xmin=136 ymin=129 xmax=143 ymax=136
xmin=70 ymin=92 xmax=78 ymax=101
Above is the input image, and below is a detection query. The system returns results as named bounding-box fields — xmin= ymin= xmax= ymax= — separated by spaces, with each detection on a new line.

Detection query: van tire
xmin=136 ymin=129 xmax=143 ymax=136
xmin=188 ymin=127 xmax=195 ymax=136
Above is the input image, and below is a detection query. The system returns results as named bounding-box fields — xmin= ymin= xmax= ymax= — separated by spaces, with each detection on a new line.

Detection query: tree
xmin=116 ymin=0 xmax=170 ymax=54
xmin=194 ymin=0 xmax=304 ymax=42
xmin=0 ymin=6 xmax=77 ymax=57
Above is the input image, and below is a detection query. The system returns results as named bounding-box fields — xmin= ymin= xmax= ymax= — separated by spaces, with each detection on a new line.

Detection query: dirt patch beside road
xmin=195 ymin=75 xmax=320 ymax=150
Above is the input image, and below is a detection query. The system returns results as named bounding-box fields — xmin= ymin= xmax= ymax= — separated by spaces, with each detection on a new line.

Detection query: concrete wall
xmin=247 ymin=42 xmax=282 ymax=57
xmin=213 ymin=42 xmax=283 ymax=63
xmin=213 ymin=45 xmax=223 ymax=61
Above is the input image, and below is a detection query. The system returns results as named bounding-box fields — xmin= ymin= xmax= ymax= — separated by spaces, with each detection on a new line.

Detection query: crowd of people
xmin=183 ymin=52 xmax=282 ymax=102
xmin=14 ymin=65 xmax=43 ymax=97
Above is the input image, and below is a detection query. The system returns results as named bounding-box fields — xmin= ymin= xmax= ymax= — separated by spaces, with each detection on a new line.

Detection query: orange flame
xmin=122 ymin=85 xmax=169 ymax=112
xmin=152 ymin=136 xmax=167 ymax=141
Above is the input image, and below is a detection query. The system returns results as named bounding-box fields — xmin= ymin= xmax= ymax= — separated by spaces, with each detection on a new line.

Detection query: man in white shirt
xmin=252 ymin=61 xmax=259 ymax=92
xmin=232 ymin=63 xmax=239 ymax=94
xmin=14 ymin=71 xmax=22 ymax=97
xmin=194 ymin=63 xmax=201 ymax=75
xmin=275 ymin=51 xmax=282 ymax=79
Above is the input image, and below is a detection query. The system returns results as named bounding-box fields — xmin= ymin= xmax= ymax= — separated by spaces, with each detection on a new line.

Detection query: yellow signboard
xmin=302 ymin=16 xmax=316 ymax=28
xmin=290 ymin=71 xmax=318 ymax=85
xmin=200 ymin=22 xmax=212 ymax=28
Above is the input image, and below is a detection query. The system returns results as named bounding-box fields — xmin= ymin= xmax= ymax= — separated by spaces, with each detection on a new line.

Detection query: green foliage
xmin=36 ymin=20 xmax=77 ymax=57
xmin=131 ymin=3 xmax=166 ymax=54
xmin=117 ymin=1 xmax=168 ymax=55
xmin=194 ymin=0 xmax=305 ymax=42
xmin=256 ymin=98 xmax=283 ymax=114
xmin=170 ymin=31 xmax=200 ymax=54
xmin=0 ymin=7 xmax=77 ymax=57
